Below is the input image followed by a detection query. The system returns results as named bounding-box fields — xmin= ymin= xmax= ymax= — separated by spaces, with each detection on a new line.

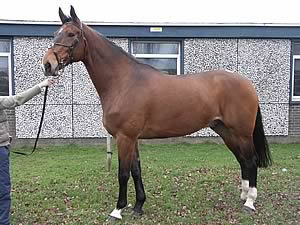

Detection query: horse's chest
xmin=103 ymin=107 xmax=144 ymax=137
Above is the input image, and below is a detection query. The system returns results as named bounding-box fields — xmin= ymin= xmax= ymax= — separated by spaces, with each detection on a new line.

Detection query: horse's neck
xmin=82 ymin=26 xmax=135 ymax=103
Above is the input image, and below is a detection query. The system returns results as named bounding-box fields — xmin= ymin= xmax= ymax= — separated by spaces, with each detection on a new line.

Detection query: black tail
xmin=253 ymin=106 xmax=272 ymax=168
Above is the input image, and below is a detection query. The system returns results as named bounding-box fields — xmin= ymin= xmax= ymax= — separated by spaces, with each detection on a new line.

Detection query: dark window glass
xmin=294 ymin=59 xmax=300 ymax=96
xmin=132 ymin=42 xmax=178 ymax=54
xmin=292 ymin=42 xmax=300 ymax=55
xmin=0 ymin=40 xmax=10 ymax=96
xmin=137 ymin=58 xmax=177 ymax=75
xmin=0 ymin=40 xmax=10 ymax=52
xmin=0 ymin=56 xmax=9 ymax=96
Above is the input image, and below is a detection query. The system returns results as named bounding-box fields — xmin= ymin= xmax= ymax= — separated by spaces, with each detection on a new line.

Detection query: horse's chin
xmin=43 ymin=68 xmax=60 ymax=77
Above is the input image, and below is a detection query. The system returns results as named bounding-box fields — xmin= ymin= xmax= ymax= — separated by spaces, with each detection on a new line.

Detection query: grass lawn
xmin=9 ymin=143 xmax=300 ymax=225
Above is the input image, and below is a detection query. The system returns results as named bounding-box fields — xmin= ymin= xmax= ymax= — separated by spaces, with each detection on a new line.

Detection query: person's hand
xmin=38 ymin=78 xmax=55 ymax=88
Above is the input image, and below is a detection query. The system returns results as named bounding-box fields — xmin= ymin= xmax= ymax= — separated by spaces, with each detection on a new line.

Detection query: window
xmin=0 ymin=39 xmax=12 ymax=96
xmin=293 ymin=56 xmax=300 ymax=101
xmin=292 ymin=41 xmax=300 ymax=101
xmin=131 ymin=41 xmax=181 ymax=75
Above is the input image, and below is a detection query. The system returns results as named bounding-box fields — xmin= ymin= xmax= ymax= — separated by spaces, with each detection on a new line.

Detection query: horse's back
xmin=150 ymin=69 xmax=257 ymax=108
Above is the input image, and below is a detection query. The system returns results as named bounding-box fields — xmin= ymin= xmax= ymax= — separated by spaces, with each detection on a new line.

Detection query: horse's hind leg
xmin=230 ymin=137 xmax=258 ymax=212
xmin=130 ymin=142 xmax=146 ymax=216
xmin=211 ymin=121 xmax=249 ymax=199
xmin=242 ymin=148 xmax=258 ymax=212
xmin=211 ymin=120 xmax=257 ymax=211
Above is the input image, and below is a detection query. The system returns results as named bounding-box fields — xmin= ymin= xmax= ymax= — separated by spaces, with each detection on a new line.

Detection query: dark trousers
xmin=0 ymin=146 xmax=10 ymax=225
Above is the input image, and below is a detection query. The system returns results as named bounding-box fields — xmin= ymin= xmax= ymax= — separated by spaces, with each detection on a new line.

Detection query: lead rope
xmin=12 ymin=86 xmax=49 ymax=156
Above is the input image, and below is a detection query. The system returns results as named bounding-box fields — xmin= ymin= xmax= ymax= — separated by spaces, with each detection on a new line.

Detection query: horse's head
xmin=42 ymin=6 xmax=86 ymax=76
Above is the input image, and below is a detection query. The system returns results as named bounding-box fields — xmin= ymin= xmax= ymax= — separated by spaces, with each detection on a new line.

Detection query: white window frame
xmin=131 ymin=41 xmax=181 ymax=75
xmin=0 ymin=39 xmax=12 ymax=96
xmin=292 ymin=55 xmax=300 ymax=102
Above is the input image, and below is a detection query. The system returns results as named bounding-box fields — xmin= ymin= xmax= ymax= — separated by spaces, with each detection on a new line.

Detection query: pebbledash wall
xmin=1 ymin=22 xmax=300 ymax=144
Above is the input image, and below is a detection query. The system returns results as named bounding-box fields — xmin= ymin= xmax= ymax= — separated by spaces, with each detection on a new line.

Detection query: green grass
xmin=10 ymin=143 xmax=300 ymax=225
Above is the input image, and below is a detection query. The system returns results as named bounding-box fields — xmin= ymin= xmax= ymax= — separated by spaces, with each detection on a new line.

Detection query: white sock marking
xmin=244 ymin=187 xmax=257 ymax=211
xmin=110 ymin=208 xmax=122 ymax=220
xmin=240 ymin=179 xmax=249 ymax=200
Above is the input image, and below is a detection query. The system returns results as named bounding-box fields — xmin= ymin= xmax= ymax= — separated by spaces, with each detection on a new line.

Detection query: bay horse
xmin=42 ymin=6 xmax=272 ymax=220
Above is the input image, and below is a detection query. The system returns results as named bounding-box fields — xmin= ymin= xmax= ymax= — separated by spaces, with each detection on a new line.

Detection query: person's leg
xmin=0 ymin=146 xmax=11 ymax=225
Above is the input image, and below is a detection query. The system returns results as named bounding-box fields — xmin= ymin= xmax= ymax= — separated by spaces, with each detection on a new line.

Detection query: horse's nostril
xmin=44 ymin=62 xmax=51 ymax=72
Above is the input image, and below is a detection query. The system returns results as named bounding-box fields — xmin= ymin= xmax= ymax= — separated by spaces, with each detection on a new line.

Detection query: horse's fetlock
xmin=117 ymin=200 xmax=127 ymax=210
xmin=137 ymin=193 xmax=146 ymax=203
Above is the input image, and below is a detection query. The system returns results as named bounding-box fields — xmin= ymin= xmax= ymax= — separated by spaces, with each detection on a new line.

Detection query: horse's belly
xmin=139 ymin=117 xmax=208 ymax=139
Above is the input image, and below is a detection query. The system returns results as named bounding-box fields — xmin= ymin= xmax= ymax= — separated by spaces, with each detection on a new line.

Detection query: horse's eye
xmin=68 ymin=33 xmax=75 ymax=37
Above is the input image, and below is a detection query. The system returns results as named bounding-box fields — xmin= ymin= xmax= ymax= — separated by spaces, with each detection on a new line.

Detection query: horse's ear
xmin=59 ymin=7 xmax=69 ymax=24
xmin=70 ymin=5 xmax=81 ymax=25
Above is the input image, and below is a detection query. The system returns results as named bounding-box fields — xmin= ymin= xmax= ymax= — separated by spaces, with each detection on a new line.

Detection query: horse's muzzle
xmin=42 ymin=59 xmax=60 ymax=76
xmin=44 ymin=62 xmax=52 ymax=74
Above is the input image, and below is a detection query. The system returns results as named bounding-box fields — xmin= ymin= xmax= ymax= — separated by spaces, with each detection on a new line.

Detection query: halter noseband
xmin=50 ymin=22 xmax=86 ymax=72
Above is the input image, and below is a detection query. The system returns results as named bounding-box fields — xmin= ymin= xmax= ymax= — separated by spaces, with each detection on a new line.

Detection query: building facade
xmin=0 ymin=21 xmax=300 ymax=144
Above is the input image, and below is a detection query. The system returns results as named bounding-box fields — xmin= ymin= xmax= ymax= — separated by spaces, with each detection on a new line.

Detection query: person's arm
xmin=0 ymin=78 xmax=54 ymax=109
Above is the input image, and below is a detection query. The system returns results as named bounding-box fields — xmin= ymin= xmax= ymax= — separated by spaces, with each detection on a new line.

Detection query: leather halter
xmin=50 ymin=22 xmax=86 ymax=71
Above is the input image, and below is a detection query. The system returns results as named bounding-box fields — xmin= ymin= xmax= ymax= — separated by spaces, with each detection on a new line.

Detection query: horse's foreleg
xmin=109 ymin=135 xmax=135 ymax=220
xmin=131 ymin=142 xmax=146 ymax=216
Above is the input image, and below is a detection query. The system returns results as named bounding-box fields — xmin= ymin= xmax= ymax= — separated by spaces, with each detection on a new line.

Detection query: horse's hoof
xmin=106 ymin=215 xmax=121 ymax=223
xmin=240 ymin=199 xmax=246 ymax=204
xmin=242 ymin=206 xmax=255 ymax=214
xmin=131 ymin=209 xmax=144 ymax=218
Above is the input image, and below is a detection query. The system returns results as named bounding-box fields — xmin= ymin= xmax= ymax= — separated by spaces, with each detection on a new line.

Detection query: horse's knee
xmin=131 ymin=164 xmax=141 ymax=179
xmin=119 ymin=170 xmax=130 ymax=185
